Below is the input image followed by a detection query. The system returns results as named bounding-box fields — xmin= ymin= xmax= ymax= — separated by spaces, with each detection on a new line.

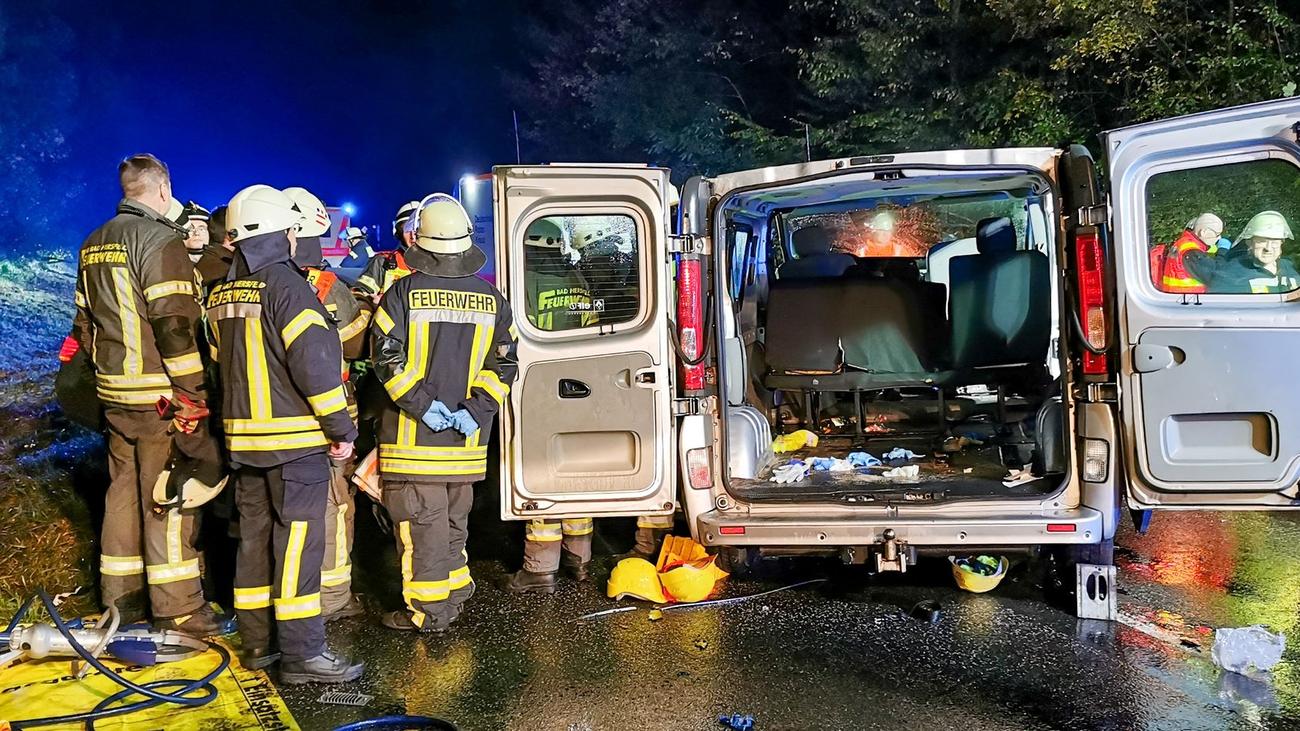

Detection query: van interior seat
xmin=779 ymin=226 xmax=855 ymax=279
xmin=926 ymin=236 xmax=979 ymax=295
xmin=763 ymin=273 xmax=953 ymax=394
xmin=948 ymin=216 xmax=1051 ymax=372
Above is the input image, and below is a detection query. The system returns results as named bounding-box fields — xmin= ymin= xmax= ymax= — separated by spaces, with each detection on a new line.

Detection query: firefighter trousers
xmin=634 ymin=514 xmax=675 ymax=558
xmin=101 ymin=408 xmax=204 ymax=620
xmin=523 ymin=518 xmax=593 ymax=573
xmin=232 ymin=453 xmax=329 ymax=662
xmin=321 ymin=459 xmax=355 ymax=616
xmin=382 ymin=480 xmax=474 ymax=631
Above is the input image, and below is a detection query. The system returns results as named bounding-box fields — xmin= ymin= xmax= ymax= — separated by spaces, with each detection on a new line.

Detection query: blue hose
xmin=333 ymin=716 xmax=458 ymax=731
xmin=8 ymin=590 xmax=230 ymax=730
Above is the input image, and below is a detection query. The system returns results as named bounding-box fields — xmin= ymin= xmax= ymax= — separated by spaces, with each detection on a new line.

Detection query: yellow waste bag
xmin=0 ymin=638 xmax=298 ymax=731
xmin=772 ymin=429 xmax=818 ymax=454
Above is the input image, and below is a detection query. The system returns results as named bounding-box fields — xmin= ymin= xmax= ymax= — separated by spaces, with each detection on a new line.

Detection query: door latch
xmin=1077 ymin=203 xmax=1108 ymax=228
xmin=672 ymin=397 xmax=700 ymax=416
xmin=668 ymin=234 xmax=711 ymax=255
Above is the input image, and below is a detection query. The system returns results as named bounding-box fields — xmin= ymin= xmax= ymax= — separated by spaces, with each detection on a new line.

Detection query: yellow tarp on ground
xmin=0 ymin=639 xmax=297 ymax=730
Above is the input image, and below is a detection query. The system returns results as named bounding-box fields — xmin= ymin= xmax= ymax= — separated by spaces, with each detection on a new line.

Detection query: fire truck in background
xmin=458 ymin=173 xmax=497 ymax=283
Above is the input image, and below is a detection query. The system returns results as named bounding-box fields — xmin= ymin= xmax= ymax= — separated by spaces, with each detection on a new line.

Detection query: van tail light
xmin=1074 ymin=229 xmax=1110 ymax=375
xmin=1046 ymin=523 xmax=1077 ymax=533
xmin=676 ymin=254 xmax=706 ymax=390
xmin=1082 ymin=438 xmax=1110 ymax=482
xmin=686 ymin=446 xmax=713 ymax=489
xmin=718 ymin=526 xmax=746 ymax=536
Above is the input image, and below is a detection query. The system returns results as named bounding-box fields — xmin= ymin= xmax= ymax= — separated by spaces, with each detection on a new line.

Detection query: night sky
xmin=5 ymin=0 xmax=527 ymax=245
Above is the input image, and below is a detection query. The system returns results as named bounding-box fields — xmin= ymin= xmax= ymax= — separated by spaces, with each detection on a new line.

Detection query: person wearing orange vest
xmin=1158 ymin=213 xmax=1224 ymax=293
xmin=355 ymin=201 xmax=420 ymax=299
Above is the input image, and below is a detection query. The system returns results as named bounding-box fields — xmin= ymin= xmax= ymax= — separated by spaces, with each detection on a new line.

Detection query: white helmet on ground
xmin=227 ymin=185 xmax=300 ymax=242
xmin=282 ymin=187 xmax=331 ymax=238
xmin=410 ymin=193 xmax=474 ymax=254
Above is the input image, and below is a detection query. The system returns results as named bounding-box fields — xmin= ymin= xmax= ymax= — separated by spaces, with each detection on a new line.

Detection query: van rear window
xmin=520 ymin=214 xmax=641 ymax=332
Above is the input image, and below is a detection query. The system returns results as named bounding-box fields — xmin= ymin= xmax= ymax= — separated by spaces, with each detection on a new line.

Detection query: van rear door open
xmin=493 ymin=165 xmax=678 ymax=520
xmin=1106 ymin=97 xmax=1300 ymax=509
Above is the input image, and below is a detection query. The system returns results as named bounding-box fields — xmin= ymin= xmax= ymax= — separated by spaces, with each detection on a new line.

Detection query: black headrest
xmin=976 ymin=217 xmax=1016 ymax=254
xmin=792 ymin=226 xmax=832 ymax=257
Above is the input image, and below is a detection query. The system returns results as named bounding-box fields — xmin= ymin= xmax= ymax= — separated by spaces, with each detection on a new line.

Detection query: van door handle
xmin=1133 ymin=344 xmax=1184 ymax=373
xmin=558 ymin=379 xmax=591 ymax=399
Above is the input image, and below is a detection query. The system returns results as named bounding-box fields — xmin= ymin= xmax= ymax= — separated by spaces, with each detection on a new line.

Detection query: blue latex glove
xmin=847 ymin=451 xmax=882 ymax=468
xmin=883 ymin=447 xmax=923 ymax=461
xmin=421 ymin=401 xmax=453 ymax=432
xmin=449 ymin=409 xmax=479 ymax=438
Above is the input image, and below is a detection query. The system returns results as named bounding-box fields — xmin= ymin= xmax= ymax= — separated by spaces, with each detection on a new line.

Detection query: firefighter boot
xmin=504 ymin=569 xmax=557 ymax=594
xmin=240 ymin=647 xmax=282 ymax=671
xmin=155 ymin=604 xmax=233 ymax=639
xmin=379 ymin=610 xmax=444 ymax=634
xmin=279 ymin=650 xmax=365 ymax=685
xmin=325 ymin=594 xmax=366 ymax=622
xmin=560 ymin=554 xmax=590 ymax=582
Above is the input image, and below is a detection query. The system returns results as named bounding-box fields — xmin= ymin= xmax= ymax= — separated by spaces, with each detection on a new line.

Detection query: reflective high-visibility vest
xmin=1160 ymin=230 xmax=1216 ymax=293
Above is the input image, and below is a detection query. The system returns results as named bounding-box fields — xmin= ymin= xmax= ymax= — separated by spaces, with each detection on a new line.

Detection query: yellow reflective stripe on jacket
xmin=383 ymin=320 xmax=430 ymax=399
xmin=378 ymin=444 xmax=488 ymax=460
xmin=233 ymin=585 xmax=272 ymax=610
xmin=227 ymin=432 xmax=328 ymax=452
xmin=143 ymin=279 xmax=194 ymax=302
xmin=339 ymin=309 xmax=372 ymax=343
xmin=307 ymin=385 xmax=348 ymax=417
xmin=96 ymin=372 xmax=172 ymax=386
xmin=378 ymin=457 xmax=487 ymax=476
xmin=75 ymin=289 xmax=88 ymax=308
xmin=525 ymin=520 xmax=563 ymax=542
xmin=97 ymin=386 xmax=170 ymax=406
xmin=473 ymin=369 xmax=509 ymax=404
xmin=464 ymin=323 xmax=494 ymax=399
xmin=113 ymin=267 xmax=143 ymax=376
xmin=162 ymin=351 xmax=204 ymax=378
xmin=274 ymin=592 xmax=321 ymax=620
xmin=223 ymin=415 xmax=323 ymax=435
xmin=281 ymin=309 xmax=328 ymax=349
xmin=244 ymin=318 xmax=273 ymax=420
xmin=374 ymin=306 xmax=395 ymax=335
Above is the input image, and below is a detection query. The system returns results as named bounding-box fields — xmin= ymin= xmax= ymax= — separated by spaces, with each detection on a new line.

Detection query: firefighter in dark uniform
xmin=208 ymin=184 xmax=363 ymax=683
xmin=355 ymin=200 xmax=420 ymax=299
xmin=283 ymin=186 xmax=372 ymax=621
xmin=70 ymin=154 xmax=223 ymax=636
xmin=371 ymin=194 xmax=516 ymax=632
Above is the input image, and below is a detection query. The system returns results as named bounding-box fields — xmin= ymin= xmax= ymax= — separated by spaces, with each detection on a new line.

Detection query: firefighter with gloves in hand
xmin=371 ymin=193 xmax=516 ymax=632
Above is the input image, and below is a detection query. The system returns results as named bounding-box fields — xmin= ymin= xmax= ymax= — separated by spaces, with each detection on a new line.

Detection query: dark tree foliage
xmin=516 ymin=0 xmax=1299 ymax=176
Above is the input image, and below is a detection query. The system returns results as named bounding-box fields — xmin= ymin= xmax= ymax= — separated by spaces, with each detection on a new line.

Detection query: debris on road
xmin=318 ymin=690 xmax=374 ymax=707
xmin=1212 ymin=625 xmax=1286 ymax=676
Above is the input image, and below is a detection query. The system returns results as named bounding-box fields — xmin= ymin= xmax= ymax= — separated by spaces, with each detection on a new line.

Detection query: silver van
xmin=489 ymin=97 xmax=1300 ymax=614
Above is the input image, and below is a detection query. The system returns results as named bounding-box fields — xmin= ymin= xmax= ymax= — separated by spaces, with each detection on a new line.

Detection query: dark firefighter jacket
xmin=1212 ymin=249 xmax=1300 ymax=294
xmin=305 ymin=265 xmax=374 ymax=422
xmin=356 ymin=249 xmax=413 ymax=297
xmin=206 ymin=230 xmax=357 ymax=468
xmin=525 ymin=250 xmax=596 ymax=331
xmin=371 ymin=247 xmax=517 ymax=482
xmin=195 ymin=244 xmax=235 ymax=292
xmin=72 ymin=198 xmax=207 ymax=409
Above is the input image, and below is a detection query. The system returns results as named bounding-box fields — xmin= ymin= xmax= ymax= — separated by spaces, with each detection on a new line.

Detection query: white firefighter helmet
xmin=570 ymin=219 xmax=621 ymax=250
xmin=166 ymin=196 xmax=185 ymax=223
xmin=343 ymin=226 xmax=367 ymax=242
xmin=282 ymin=187 xmax=331 ymax=238
xmin=1237 ymin=210 xmax=1294 ymax=242
xmin=410 ymin=193 xmax=474 ymax=254
xmin=393 ymin=200 xmax=421 ymax=239
xmin=153 ymin=467 xmax=228 ymax=510
xmin=227 ymin=185 xmax=300 ymax=242
xmin=525 ymin=218 xmax=565 ymax=249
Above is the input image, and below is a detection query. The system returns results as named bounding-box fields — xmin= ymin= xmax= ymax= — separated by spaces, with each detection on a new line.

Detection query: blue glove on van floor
xmin=422 ymin=401 xmax=453 ymax=432
xmin=449 ymin=409 xmax=479 ymax=438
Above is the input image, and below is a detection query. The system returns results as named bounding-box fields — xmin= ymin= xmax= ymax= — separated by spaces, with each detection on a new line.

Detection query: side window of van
xmin=1145 ymin=158 xmax=1300 ymax=295
xmin=521 ymin=214 xmax=641 ymax=332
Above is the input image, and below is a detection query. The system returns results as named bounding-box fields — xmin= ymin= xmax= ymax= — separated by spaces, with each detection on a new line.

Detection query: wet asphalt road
xmin=279 ymin=506 xmax=1300 ymax=731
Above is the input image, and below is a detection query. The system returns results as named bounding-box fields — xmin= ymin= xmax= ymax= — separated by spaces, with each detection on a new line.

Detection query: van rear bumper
xmin=695 ymin=507 xmax=1104 ymax=547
